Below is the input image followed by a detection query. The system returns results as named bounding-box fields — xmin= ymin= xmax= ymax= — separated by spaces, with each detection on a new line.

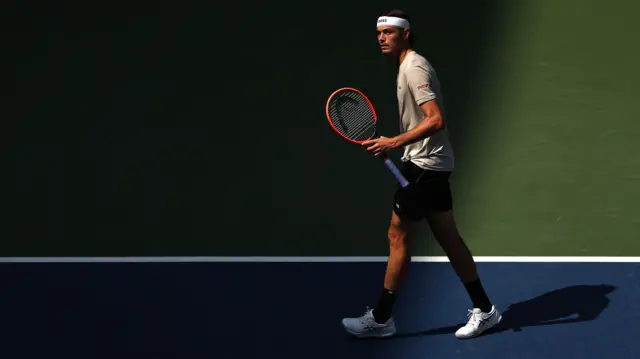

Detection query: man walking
xmin=341 ymin=9 xmax=502 ymax=340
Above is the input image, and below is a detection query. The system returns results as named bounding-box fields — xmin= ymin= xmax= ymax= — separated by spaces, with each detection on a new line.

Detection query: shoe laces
xmin=465 ymin=309 xmax=483 ymax=325
xmin=352 ymin=306 xmax=378 ymax=329
xmin=363 ymin=306 xmax=374 ymax=318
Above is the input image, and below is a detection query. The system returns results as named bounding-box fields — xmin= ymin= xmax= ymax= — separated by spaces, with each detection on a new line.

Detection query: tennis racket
xmin=325 ymin=87 xmax=409 ymax=188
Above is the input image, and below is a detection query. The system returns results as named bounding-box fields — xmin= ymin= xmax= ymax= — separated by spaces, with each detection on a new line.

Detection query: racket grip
xmin=382 ymin=157 xmax=410 ymax=187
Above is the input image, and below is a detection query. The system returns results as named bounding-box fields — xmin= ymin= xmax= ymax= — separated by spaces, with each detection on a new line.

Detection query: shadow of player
xmin=392 ymin=284 xmax=616 ymax=339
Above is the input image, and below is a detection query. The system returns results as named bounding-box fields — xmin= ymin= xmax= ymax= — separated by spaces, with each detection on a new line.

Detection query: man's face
xmin=376 ymin=26 xmax=406 ymax=55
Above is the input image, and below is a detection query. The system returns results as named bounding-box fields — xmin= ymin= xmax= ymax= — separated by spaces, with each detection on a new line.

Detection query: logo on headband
xmin=376 ymin=16 xmax=410 ymax=29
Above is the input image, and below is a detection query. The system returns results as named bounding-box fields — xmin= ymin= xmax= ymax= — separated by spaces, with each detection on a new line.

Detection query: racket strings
xmin=342 ymin=109 xmax=376 ymax=140
xmin=330 ymin=95 xmax=374 ymax=134
xmin=328 ymin=92 xmax=377 ymax=141
xmin=350 ymin=121 xmax=376 ymax=141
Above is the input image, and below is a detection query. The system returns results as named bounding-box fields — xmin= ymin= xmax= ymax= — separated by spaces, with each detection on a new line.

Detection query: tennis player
xmin=341 ymin=9 xmax=502 ymax=339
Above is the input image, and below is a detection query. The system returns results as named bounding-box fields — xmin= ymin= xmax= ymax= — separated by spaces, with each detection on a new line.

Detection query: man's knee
xmin=388 ymin=212 xmax=410 ymax=250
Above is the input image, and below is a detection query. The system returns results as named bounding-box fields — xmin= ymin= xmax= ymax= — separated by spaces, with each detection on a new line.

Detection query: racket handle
xmin=382 ymin=156 xmax=410 ymax=187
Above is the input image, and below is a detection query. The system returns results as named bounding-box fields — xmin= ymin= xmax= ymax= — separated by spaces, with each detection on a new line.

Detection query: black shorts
xmin=392 ymin=160 xmax=453 ymax=221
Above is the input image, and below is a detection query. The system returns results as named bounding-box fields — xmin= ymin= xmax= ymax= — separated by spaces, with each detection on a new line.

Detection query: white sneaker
xmin=455 ymin=305 xmax=502 ymax=339
xmin=341 ymin=307 xmax=396 ymax=338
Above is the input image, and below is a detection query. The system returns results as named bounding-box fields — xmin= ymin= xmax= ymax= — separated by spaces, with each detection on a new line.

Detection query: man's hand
xmin=362 ymin=136 xmax=399 ymax=156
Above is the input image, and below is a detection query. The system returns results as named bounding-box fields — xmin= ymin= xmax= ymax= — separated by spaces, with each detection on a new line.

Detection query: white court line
xmin=0 ymin=256 xmax=638 ymax=263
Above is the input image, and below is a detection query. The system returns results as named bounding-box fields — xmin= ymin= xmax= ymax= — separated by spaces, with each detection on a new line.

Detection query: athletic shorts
xmin=392 ymin=160 xmax=453 ymax=221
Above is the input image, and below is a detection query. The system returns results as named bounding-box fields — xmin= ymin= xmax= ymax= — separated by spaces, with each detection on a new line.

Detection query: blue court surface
xmin=0 ymin=258 xmax=638 ymax=358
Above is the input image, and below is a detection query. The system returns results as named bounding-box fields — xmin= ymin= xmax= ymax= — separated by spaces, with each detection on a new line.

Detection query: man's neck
xmin=396 ymin=48 xmax=414 ymax=67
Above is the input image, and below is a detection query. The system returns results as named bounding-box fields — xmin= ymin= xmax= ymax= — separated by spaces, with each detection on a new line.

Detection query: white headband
xmin=376 ymin=16 xmax=410 ymax=29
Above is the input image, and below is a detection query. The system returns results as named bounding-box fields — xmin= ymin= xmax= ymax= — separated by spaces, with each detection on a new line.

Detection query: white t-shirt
xmin=396 ymin=51 xmax=454 ymax=171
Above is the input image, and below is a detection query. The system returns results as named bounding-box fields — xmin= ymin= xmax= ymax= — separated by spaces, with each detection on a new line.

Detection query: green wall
xmin=7 ymin=1 xmax=640 ymax=256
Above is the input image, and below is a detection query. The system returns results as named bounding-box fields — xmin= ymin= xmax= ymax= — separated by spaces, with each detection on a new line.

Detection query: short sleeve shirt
xmin=396 ymin=51 xmax=454 ymax=171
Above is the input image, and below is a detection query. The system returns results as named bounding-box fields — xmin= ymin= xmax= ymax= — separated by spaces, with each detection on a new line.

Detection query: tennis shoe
xmin=341 ymin=307 xmax=396 ymax=338
xmin=455 ymin=305 xmax=502 ymax=339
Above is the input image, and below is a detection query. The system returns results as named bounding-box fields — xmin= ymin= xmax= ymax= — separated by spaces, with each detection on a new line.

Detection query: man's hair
xmin=381 ymin=9 xmax=415 ymax=46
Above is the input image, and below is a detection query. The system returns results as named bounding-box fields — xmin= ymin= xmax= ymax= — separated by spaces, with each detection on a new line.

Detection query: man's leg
xmin=374 ymin=210 xmax=411 ymax=322
xmin=426 ymin=209 xmax=502 ymax=338
xmin=340 ymin=210 xmax=412 ymax=338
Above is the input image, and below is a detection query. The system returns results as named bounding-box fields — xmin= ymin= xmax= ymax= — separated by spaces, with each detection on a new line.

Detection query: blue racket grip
xmin=382 ymin=157 xmax=410 ymax=187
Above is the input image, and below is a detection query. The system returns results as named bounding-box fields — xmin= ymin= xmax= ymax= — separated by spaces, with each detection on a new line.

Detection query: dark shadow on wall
xmin=6 ymin=1 xmax=512 ymax=256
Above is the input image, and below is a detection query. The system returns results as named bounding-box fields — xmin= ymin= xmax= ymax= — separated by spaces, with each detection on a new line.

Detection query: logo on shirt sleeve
xmin=417 ymin=84 xmax=430 ymax=90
